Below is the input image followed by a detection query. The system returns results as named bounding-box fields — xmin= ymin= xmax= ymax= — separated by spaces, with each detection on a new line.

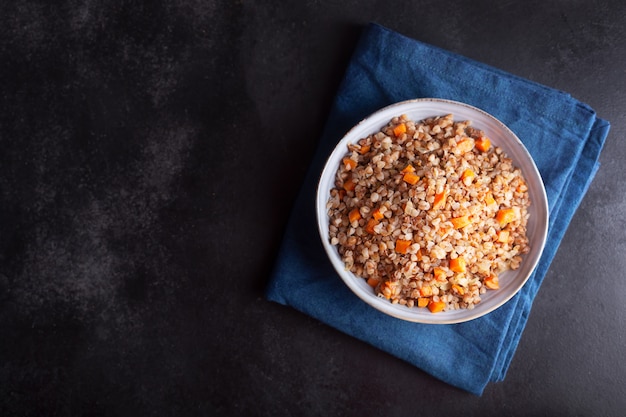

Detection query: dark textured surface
xmin=0 ymin=1 xmax=624 ymax=416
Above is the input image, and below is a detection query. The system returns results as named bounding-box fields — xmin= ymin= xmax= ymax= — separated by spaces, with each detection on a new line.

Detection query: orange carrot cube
xmin=366 ymin=277 xmax=379 ymax=288
xmin=428 ymin=300 xmax=445 ymax=313
xmin=451 ymin=284 xmax=465 ymax=295
xmin=402 ymin=171 xmax=420 ymax=185
xmin=343 ymin=178 xmax=356 ymax=191
xmin=393 ymin=123 xmax=407 ymax=137
xmin=461 ymin=169 xmax=475 ymax=185
xmin=451 ymin=215 xmax=472 ymax=229
xmin=475 ymin=136 xmax=491 ymax=152
xmin=449 ymin=256 xmax=466 ymax=273
xmin=433 ymin=267 xmax=447 ymax=282
xmin=343 ymin=157 xmax=357 ymax=170
xmin=419 ymin=285 xmax=433 ymax=297
xmin=432 ymin=189 xmax=448 ymax=211
xmin=365 ymin=218 xmax=378 ymax=234
xmin=496 ymin=208 xmax=517 ymax=227
xmin=395 ymin=239 xmax=412 ymax=254
xmin=348 ymin=208 xmax=361 ymax=224
xmin=417 ymin=298 xmax=429 ymax=308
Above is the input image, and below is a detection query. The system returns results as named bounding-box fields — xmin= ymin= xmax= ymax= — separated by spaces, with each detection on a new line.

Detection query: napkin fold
xmin=266 ymin=23 xmax=609 ymax=395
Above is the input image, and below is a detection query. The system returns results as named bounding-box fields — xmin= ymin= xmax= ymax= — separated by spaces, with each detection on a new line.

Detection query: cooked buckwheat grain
xmin=326 ymin=114 xmax=530 ymax=312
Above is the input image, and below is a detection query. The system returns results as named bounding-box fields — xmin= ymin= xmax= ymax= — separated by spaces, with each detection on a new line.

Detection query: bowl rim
xmin=316 ymin=98 xmax=549 ymax=324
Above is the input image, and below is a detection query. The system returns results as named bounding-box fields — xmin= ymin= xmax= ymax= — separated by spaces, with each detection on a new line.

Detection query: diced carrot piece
xmin=485 ymin=192 xmax=496 ymax=206
xmin=449 ymin=256 xmax=466 ymax=273
xmin=402 ymin=171 xmax=420 ymax=185
xmin=395 ymin=239 xmax=412 ymax=254
xmin=451 ymin=284 xmax=465 ymax=295
xmin=417 ymin=297 xmax=430 ymax=308
xmin=401 ymin=164 xmax=415 ymax=173
xmin=416 ymin=248 xmax=423 ymax=261
xmin=461 ymin=169 xmax=475 ymax=185
xmin=380 ymin=281 xmax=400 ymax=300
xmin=343 ymin=178 xmax=356 ymax=191
xmin=372 ymin=207 xmax=384 ymax=221
xmin=451 ymin=215 xmax=472 ymax=229
xmin=342 ymin=157 xmax=357 ymax=170
xmin=461 ymin=168 xmax=475 ymax=179
xmin=496 ymin=230 xmax=510 ymax=243
xmin=428 ymin=300 xmax=445 ymax=313
xmin=433 ymin=267 xmax=447 ymax=282
xmin=348 ymin=208 xmax=361 ymax=224
xmin=358 ymin=144 xmax=371 ymax=154
xmin=393 ymin=123 xmax=407 ymax=137
xmin=454 ymin=137 xmax=475 ymax=154
xmin=496 ymin=208 xmax=517 ymax=227
xmin=343 ymin=158 xmax=357 ymax=170
xmin=484 ymin=274 xmax=500 ymax=290
xmin=475 ymin=136 xmax=491 ymax=152
xmin=366 ymin=277 xmax=379 ymax=288
xmin=365 ymin=218 xmax=378 ymax=234
xmin=432 ymin=188 xmax=448 ymax=211
xmin=419 ymin=285 xmax=433 ymax=297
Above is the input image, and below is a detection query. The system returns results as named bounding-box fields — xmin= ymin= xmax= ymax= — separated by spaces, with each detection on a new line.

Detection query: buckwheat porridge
xmin=326 ymin=114 xmax=530 ymax=313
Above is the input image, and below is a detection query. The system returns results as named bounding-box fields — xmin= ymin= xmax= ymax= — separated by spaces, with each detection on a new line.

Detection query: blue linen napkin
xmin=266 ymin=23 xmax=609 ymax=395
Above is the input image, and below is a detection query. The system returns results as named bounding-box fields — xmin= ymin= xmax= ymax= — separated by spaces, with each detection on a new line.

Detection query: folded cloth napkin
xmin=266 ymin=23 xmax=609 ymax=395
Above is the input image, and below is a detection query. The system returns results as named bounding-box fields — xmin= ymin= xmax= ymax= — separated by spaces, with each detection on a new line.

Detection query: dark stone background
xmin=0 ymin=1 xmax=624 ymax=416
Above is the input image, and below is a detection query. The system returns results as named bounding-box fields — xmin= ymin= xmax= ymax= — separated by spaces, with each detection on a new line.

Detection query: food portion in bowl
xmin=325 ymin=114 xmax=531 ymax=313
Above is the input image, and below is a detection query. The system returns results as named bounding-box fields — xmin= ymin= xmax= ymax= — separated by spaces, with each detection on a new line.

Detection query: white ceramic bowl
xmin=316 ymin=98 xmax=549 ymax=324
